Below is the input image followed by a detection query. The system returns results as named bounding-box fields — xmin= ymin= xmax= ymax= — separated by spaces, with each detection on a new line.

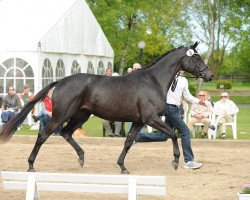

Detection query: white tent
xmin=0 ymin=0 xmax=114 ymax=95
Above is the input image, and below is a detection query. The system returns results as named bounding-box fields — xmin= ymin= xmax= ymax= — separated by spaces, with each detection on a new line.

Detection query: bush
xmin=216 ymin=80 xmax=232 ymax=89
xmin=189 ymin=84 xmax=197 ymax=96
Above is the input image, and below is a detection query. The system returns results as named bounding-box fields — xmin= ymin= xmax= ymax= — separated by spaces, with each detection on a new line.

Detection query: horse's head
xmin=180 ymin=42 xmax=213 ymax=82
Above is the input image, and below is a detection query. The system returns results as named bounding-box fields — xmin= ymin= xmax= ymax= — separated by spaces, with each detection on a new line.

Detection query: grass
xmin=15 ymin=108 xmax=250 ymax=140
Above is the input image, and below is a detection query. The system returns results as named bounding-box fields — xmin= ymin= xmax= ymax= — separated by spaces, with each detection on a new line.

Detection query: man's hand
xmin=199 ymin=100 xmax=207 ymax=107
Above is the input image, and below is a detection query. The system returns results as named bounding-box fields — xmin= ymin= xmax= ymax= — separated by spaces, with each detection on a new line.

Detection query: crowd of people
xmin=0 ymin=84 xmax=56 ymax=134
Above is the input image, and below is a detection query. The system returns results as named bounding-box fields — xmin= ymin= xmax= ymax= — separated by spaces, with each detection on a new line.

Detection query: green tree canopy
xmin=87 ymin=0 xmax=193 ymax=74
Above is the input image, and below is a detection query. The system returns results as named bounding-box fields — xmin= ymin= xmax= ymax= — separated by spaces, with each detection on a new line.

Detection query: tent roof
xmin=0 ymin=0 xmax=113 ymax=57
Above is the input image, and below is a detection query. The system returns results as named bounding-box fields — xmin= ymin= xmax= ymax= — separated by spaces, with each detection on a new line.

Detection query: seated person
xmin=32 ymin=89 xmax=54 ymax=131
xmin=213 ymin=92 xmax=239 ymax=139
xmin=187 ymin=91 xmax=213 ymax=138
xmin=102 ymin=120 xmax=122 ymax=137
xmin=1 ymin=87 xmax=22 ymax=123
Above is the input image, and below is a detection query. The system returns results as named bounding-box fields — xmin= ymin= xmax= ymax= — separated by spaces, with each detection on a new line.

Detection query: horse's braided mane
xmin=143 ymin=45 xmax=184 ymax=69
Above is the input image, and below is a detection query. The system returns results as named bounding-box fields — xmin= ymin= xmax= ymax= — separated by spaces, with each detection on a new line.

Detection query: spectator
xmin=187 ymin=91 xmax=213 ymax=138
xmin=1 ymin=87 xmax=22 ymax=123
xmin=105 ymin=67 xmax=112 ymax=76
xmin=132 ymin=63 xmax=141 ymax=71
xmin=19 ymin=84 xmax=34 ymax=105
xmin=127 ymin=67 xmax=132 ymax=74
xmin=102 ymin=68 xmax=122 ymax=137
xmin=214 ymin=92 xmax=239 ymax=139
xmin=32 ymin=89 xmax=53 ymax=129
xmin=20 ymin=84 xmax=35 ymax=125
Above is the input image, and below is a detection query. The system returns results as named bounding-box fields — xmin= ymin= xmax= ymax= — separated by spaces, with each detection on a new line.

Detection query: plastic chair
xmin=211 ymin=113 xmax=237 ymax=140
xmin=188 ymin=113 xmax=212 ymax=138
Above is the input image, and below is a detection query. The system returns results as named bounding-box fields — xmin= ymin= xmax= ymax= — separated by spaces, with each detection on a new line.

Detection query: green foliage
xmin=86 ymin=0 xmax=193 ymax=73
xmin=188 ymin=84 xmax=197 ymax=96
xmin=242 ymin=188 xmax=250 ymax=194
xmin=216 ymin=80 xmax=232 ymax=89
xmin=188 ymin=0 xmax=250 ymax=80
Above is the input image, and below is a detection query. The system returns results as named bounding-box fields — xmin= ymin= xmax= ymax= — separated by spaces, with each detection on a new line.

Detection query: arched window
xmin=97 ymin=61 xmax=105 ymax=75
xmin=42 ymin=58 xmax=53 ymax=88
xmin=87 ymin=61 xmax=94 ymax=74
xmin=55 ymin=59 xmax=65 ymax=81
xmin=71 ymin=60 xmax=81 ymax=74
xmin=108 ymin=62 xmax=112 ymax=69
xmin=0 ymin=57 xmax=34 ymax=95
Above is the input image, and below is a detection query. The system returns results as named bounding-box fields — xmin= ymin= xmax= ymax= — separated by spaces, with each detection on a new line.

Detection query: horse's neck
xmin=150 ymin=54 xmax=183 ymax=96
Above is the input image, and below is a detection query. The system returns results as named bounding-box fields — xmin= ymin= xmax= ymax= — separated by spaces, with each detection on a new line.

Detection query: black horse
xmin=0 ymin=42 xmax=213 ymax=174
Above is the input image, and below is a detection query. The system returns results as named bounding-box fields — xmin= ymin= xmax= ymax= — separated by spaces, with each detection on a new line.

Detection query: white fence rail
xmin=1 ymin=171 xmax=166 ymax=200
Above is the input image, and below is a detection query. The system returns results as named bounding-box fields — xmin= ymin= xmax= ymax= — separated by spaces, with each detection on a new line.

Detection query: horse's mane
xmin=144 ymin=46 xmax=184 ymax=69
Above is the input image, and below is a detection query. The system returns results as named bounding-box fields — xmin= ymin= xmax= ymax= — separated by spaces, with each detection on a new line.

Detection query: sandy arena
xmin=0 ymin=135 xmax=249 ymax=200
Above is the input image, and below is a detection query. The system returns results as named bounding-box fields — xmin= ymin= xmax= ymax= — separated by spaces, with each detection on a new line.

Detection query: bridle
xmin=186 ymin=49 xmax=208 ymax=78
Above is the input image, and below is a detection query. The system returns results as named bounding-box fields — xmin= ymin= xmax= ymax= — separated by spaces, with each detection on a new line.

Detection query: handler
xmin=136 ymin=71 xmax=206 ymax=169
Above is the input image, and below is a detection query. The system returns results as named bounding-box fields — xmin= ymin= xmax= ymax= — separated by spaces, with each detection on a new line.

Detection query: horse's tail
xmin=0 ymin=81 xmax=58 ymax=143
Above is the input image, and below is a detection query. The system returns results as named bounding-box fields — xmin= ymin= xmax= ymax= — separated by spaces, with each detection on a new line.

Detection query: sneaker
xmin=222 ymin=133 xmax=226 ymax=139
xmin=32 ymin=115 xmax=40 ymax=123
xmin=183 ymin=161 xmax=203 ymax=169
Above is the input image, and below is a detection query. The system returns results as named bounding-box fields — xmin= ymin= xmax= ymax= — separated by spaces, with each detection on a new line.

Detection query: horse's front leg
xmin=148 ymin=116 xmax=180 ymax=170
xmin=117 ymin=122 xmax=144 ymax=174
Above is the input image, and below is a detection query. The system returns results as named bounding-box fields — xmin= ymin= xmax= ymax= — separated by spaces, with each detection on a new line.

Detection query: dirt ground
xmin=0 ymin=135 xmax=249 ymax=200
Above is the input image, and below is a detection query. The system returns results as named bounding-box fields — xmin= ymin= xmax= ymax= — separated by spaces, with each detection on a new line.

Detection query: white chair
xmin=212 ymin=113 xmax=237 ymax=140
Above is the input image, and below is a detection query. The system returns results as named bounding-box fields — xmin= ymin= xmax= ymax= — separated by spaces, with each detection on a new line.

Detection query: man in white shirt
xmin=214 ymin=92 xmax=239 ymax=139
xmin=165 ymin=71 xmax=206 ymax=169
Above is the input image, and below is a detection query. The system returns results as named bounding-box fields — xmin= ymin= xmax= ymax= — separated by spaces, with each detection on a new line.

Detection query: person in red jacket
xmin=32 ymin=89 xmax=53 ymax=130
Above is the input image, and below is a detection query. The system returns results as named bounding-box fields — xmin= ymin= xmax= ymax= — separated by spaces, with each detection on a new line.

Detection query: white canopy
xmin=0 ymin=0 xmax=113 ymax=57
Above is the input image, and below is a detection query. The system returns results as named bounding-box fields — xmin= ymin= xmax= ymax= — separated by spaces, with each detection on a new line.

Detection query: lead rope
xmin=171 ymin=72 xmax=180 ymax=92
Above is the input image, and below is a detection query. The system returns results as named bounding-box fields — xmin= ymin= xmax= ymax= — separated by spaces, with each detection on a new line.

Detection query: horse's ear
xmin=192 ymin=41 xmax=200 ymax=49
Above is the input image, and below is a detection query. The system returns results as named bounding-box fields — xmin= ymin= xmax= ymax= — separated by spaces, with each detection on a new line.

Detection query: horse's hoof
xmin=121 ymin=169 xmax=130 ymax=174
xmin=78 ymin=158 xmax=84 ymax=167
xmin=171 ymin=161 xmax=179 ymax=170
xmin=27 ymin=168 xmax=35 ymax=172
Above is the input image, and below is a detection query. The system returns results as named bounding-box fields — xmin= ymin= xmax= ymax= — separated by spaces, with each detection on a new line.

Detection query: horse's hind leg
xmin=117 ymin=122 xmax=144 ymax=174
xmin=60 ymin=110 xmax=91 ymax=168
xmin=28 ymin=122 xmax=60 ymax=172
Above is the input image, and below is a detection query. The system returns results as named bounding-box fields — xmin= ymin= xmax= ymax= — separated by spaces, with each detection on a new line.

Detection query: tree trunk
xmin=118 ymin=15 xmax=137 ymax=75
xmin=197 ymin=0 xmax=215 ymax=92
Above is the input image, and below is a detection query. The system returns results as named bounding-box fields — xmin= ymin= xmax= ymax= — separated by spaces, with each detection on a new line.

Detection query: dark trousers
xmin=164 ymin=104 xmax=194 ymax=162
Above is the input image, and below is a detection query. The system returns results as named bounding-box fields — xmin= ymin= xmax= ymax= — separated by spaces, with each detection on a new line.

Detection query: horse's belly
xmin=90 ymin=103 xmax=140 ymax=122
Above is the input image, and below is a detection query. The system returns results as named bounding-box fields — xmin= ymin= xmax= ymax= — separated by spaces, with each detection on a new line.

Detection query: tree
xmin=188 ymin=0 xmax=249 ymax=90
xmin=87 ymin=0 xmax=193 ymax=74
